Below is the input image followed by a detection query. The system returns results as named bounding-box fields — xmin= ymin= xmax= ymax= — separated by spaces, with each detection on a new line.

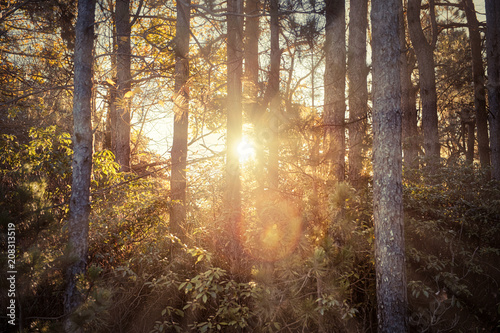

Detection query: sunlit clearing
xmin=237 ymin=137 xmax=256 ymax=162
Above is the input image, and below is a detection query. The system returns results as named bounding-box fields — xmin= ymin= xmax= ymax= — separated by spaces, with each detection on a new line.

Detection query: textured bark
xmin=114 ymin=0 xmax=131 ymax=171
xmin=347 ymin=0 xmax=368 ymax=187
xmin=371 ymin=0 xmax=408 ymax=331
xmin=324 ymin=0 xmax=346 ymax=182
xmin=64 ymin=0 xmax=96 ymax=331
xmin=400 ymin=0 xmax=419 ymax=171
xmin=226 ymin=0 xmax=244 ymax=275
xmin=408 ymin=0 xmax=440 ymax=164
xmin=486 ymin=0 xmax=500 ymax=180
xmin=464 ymin=0 xmax=490 ymax=170
xmin=169 ymin=0 xmax=190 ymax=240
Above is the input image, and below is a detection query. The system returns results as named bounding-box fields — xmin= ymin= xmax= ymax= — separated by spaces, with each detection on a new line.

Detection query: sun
xmin=237 ymin=137 xmax=256 ymax=162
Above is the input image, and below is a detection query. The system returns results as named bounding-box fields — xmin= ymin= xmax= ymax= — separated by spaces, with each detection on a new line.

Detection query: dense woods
xmin=1 ymin=0 xmax=500 ymax=332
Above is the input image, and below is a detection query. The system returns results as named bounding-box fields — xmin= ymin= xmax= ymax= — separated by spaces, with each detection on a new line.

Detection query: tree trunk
xmin=486 ymin=0 xmax=500 ymax=180
xmin=408 ymin=0 xmax=440 ymax=164
xmin=169 ymin=0 xmax=190 ymax=240
xmin=324 ymin=0 xmax=346 ymax=182
xmin=347 ymin=0 xmax=368 ymax=188
xmin=114 ymin=0 xmax=131 ymax=171
xmin=371 ymin=0 xmax=408 ymax=331
xmin=244 ymin=0 xmax=263 ymax=186
xmin=64 ymin=0 xmax=96 ymax=331
xmin=400 ymin=0 xmax=419 ymax=171
xmin=226 ymin=0 xmax=244 ymax=276
xmin=464 ymin=0 xmax=490 ymax=171
xmin=268 ymin=0 xmax=280 ymax=189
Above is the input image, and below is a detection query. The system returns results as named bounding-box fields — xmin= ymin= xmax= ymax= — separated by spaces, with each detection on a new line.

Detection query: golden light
xmin=237 ymin=137 xmax=256 ymax=162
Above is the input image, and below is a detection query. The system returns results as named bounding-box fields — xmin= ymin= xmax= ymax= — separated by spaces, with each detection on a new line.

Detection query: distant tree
xmin=324 ymin=0 xmax=346 ymax=182
xmin=64 ymin=0 xmax=96 ymax=331
xmin=226 ymin=0 xmax=244 ymax=275
xmin=371 ymin=0 xmax=408 ymax=331
xmin=408 ymin=0 xmax=440 ymax=164
xmin=400 ymin=0 xmax=419 ymax=171
xmin=463 ymin=0 xmax=490 ymax=169
xmin=347 ymin=0 xmax=368 ymax=187
xmin=486 ymin=0 xmax=500 ymax=180
xmin=266 ymin=0 xmax=280 ymax=189
xmin=113 ymin=0 xmax=132 ymax=171
xmin=170 ymin=0 xmax=190 ymax=240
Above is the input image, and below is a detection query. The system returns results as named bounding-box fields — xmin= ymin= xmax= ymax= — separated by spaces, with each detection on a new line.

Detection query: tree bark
xmin=324 ymin=0 xmax=346 ymax=182
xmin=464 ymin=0 xmax=490 ymax=171
xmin=408 ymin=0 xmax=440 ymax=164
xmin=226 ymin=0 xmax=244 ymax=276
xmin=486 ymin=0 xmax=500 ymax=180
xmin=169 ymin=0 xmax=190 ymax=240
xmin=347 ymin=0 xmax=368 ymax=188
xmin=114 ymin=0 xmax=131 ymax=171
xmin=400 ymin=0 xmax=419 ymax=171
xmin=64 ymin=0 xmax=96 ymax=331
xmin=371 ymin=0 xmax=408 ymax=331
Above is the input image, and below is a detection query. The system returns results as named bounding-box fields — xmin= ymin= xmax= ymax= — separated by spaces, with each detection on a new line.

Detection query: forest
xmin=1 ymin=0 xmax=500 ymax=332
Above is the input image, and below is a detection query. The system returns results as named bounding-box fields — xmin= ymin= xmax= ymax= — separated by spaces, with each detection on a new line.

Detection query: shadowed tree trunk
xmin=324 ymin=0 xmax=346 ymax=182
xmin=226 ymin=0 xmax=244 ymax=276
xmin=114 ymin=0 xmax=131 ymax=171
xmin=486 ymin=0 xmax=500 ymax=180
xmin=64 ymin=0 xmax=96 ymax=331
xmin=267 ymin=0 xmax=280 ymax=189
xmin=400 ymin=0 xmax=419 ymax=171
xmin=408 ymin=0 xmax=440 ymax=165
xmin=347 ymin=0 xmax=368 ymax=188
xmin=371 ymin=0 xmax=408 ymax=331
xmin=169 ymin=0 xmax=190 ymax=240
xmin=464 ymin=0 xmax=490 ymax=171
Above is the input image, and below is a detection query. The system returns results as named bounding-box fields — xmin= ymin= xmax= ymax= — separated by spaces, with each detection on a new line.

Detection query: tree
xmin=400 ymin=0 xmax=419 ymax=171
xmin=347 ymin=0 xmax=368 ymax=187
xmin=463 ymin=0 xmax=490 ymax=169
xmin=371 ymin=0 xmax=408 ymax=331
xmin=324 ymin=0 xmax=346 ymax=182
xmin=114 ymin=0 xmax=132 ymax=171
xmin=64 ymin=0 xmax=96 ymax=331
xmin=408 ymin=0 xmax=440 ymax=164
xmin=267 ymin=0 xmax=280 ymax=189
xmin=225 ymin=0 xmax=244 ymax=275
xmin=170 ymin=0 xmax=190 ymax=240
xmin=486 ymin=0 xmax=500 ymax=180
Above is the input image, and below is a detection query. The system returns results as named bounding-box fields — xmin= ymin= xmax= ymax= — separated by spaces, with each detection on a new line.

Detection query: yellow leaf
xmin=159 ymin=100 xmax=165 ymax=106
xmin=106 ymin=78 xmax=115 ymax=85
xmin=124 ymin=91 xmax=134 ymax=98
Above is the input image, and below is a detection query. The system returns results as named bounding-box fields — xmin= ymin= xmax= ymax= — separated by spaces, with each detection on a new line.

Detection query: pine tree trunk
xmin=226 ymin=0 xmax=244 ymax=276
xmin=371 ymin=0 xmax=408 ymax=331
xmin=324 ymin=0 xmax=346 ymax=182
xmin=170 ymin=0 xmax=190 ymax=240
xmin=347 ymin=0 xmax=368 ymax=188
xmin=64 ymin=0 xmax=96 ymax=331
xmin=114 ymin=0 xmax=131 ymax=171
xmin=400 ymin=0 xmax=419 ymax=171
xmin=268 ymin=0 xmax=280 ymax=189
xmin=464 ymin=0 xmax=490 ymax=171
xmin=486 ymin=0 xmax=500 ymax=180
xmin=408 ymin=0 xmax=440 ymax=164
